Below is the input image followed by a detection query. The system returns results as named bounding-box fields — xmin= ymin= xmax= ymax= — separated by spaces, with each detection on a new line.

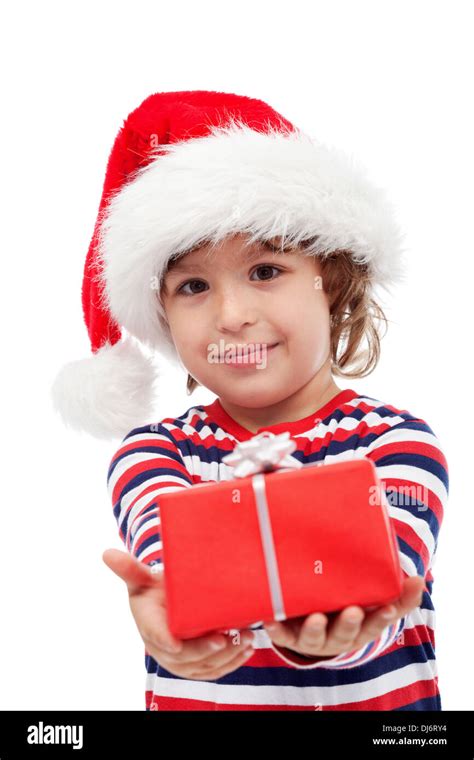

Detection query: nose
xmin=214 ymin=284 xmax=258 ymax=334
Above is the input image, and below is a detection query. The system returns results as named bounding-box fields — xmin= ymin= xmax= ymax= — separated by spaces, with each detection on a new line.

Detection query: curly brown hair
xmin=159 ymin=237 xmax=388 ymax=395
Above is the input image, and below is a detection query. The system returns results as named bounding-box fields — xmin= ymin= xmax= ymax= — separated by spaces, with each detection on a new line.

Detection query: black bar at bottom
xmin=0 ymin=710 xmax=470 ymax=756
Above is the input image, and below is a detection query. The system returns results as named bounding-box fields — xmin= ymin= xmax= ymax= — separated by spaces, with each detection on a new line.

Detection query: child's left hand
xmin=263 ymin=575 xmax=425 ymax=658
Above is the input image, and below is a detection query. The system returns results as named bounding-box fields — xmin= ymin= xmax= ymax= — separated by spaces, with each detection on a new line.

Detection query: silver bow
xmin=222 ymin=431 xmax=302 ymax=478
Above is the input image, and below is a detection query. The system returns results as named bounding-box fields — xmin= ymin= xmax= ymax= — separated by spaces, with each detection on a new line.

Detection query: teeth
xmin=219 ymin=342 xmax=278 ymax=357
xmin=224 ymin=343 xmax=275 ymax=352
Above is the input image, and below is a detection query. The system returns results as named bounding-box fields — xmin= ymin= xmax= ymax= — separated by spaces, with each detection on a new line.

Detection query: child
xmin=52 ymin=90 xmax=448 ymax=711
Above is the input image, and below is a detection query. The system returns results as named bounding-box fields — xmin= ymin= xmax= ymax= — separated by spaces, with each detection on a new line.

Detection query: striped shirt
xmin=107 ymin=388 xmax=448 ymax=710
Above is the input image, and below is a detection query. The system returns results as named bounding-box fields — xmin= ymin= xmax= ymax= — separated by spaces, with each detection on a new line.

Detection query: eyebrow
xmin=164 ymin=239 xmax=290 ymax=277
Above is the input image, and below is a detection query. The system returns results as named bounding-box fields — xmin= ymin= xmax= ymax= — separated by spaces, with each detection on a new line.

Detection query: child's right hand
xmin=102 ymin=548 xmax=255 ymax=681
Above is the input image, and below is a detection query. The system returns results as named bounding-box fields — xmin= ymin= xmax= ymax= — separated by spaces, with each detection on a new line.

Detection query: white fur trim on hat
xmin=51 ymin=337 xmax=158 ymax=439
xmin=96 ymin=119 xmax=406 ymax=351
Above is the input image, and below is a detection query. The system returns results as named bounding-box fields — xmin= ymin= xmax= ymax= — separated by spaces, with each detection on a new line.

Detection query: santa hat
xmin=51 ymin=89 xmax=405 ymax=440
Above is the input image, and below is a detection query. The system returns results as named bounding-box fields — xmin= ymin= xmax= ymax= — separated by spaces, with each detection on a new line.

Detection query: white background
xmin=1 ymin=0 xmax=471 ymax=710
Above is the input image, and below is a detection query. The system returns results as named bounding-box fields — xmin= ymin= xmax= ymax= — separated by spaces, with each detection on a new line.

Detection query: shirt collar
xmin=202 ymin=388 xmax=359 ymax=442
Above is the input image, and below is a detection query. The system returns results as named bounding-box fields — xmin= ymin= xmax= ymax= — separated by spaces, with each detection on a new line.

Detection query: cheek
xmin=281 ymin=287 xmax=331 ymax=336
xmin=167 ymin=316 xmax=208 ymax=362
xmin=162 ymin=316 xmax=190 ymax=359
xmin=161 ymin=302 xmax=186 ymax=338
xmin=287 ymin=299 xmax=331 ymax=358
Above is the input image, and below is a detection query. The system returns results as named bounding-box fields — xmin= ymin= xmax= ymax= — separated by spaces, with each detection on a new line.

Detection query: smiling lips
xmin=220 ymin=342 xmax=278 ymax=357
xmin=220 ymin=342 xmax=279 ymax=366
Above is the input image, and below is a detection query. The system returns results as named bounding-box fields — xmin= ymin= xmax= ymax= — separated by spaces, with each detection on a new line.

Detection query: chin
xmin=220 ymin=385 xmax=287 ymax=408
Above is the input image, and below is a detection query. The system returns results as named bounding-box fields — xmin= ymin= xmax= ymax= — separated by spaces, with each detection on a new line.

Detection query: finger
xmin=194 ymin=633 xmax=255 ymax=671
xmin=356 ymin=576 xmax=425 ymax=645
xmin=293 ymin=613 xmax=329 ymax=653
xmin=160 ymin=629 xmax=255 ymax=665
xmin=102 ymin=550 xmax=182 ymax=655
xmin=131 ymin=591 xmax=184 ymax=655
xmin=394 ymin=575 xmax=425 ymax=616
xmin=355 ymin=606 xmax=396 ymax=646
xmin=191 ymin=644 xmax=255 ymax=681
xmin=263 ymin=619 xmax=301 ymax=649
xmin=324 ymin=606 xmax=364 ymax=651
xmin=102 ymin=548 xmax=161 ymax=595
xmin=264 ymin=613 xmax=328 ymax=653
xmin=367 ymin=576 xmax=425 ymax=631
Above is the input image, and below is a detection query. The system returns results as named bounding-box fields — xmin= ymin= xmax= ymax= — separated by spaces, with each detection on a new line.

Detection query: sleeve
xmin=268 ymin=417 xmax=449 ymax=670
xmin=106 ymin=422 xmax=193 ymax=568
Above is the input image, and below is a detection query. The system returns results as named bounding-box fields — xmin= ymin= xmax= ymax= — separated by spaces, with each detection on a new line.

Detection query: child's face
xmin=160 ymin=233 xmax=332 ymax=408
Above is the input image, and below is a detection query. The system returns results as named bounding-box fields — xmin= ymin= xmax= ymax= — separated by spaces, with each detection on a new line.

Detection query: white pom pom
xmin=51 ymin=338 xmax=157 ymax=439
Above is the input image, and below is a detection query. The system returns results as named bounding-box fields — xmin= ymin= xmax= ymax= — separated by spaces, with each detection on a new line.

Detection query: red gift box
xmin=158 ymin=433 xmax=403 ymax=639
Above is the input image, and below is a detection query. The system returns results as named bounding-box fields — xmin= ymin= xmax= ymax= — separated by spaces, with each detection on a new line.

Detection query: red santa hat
xmin=51 ymin=89 xmax=405 ymax=439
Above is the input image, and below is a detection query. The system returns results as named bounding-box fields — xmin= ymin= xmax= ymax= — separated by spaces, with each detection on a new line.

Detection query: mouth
xmin=220 ymin=342 xmax=278 ymax=356
xmin=220 ymin=342 xmax=280 ymax=367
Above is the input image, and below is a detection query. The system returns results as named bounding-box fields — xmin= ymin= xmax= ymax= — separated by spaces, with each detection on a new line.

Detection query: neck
xmin=217 ymin=358 xmax=341 ymax=434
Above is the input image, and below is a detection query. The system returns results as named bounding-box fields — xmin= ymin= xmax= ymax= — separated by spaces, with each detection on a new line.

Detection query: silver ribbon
xmin=222 ymin=432 xmax=302 ymax=621
xmin=222 ymin=430 xmax=302 ymax=478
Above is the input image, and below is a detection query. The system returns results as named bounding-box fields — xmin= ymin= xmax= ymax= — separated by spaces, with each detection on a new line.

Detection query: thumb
xmin=403 ymin=574 xmax=425 ymax=598
xmin=395 ymin=574 xmax=425 ymax=616
xmin=102 ymin=548 xmax=162 ymax=595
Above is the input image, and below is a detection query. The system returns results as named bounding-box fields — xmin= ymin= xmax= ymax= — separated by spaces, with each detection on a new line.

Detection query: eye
xmin=250 ymin=264 xmax=283 ymax=282
xmin=175 ymin=264 xmax=283 ymax=297
xmin=176 ymin=279 xmax=209 ymax=296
